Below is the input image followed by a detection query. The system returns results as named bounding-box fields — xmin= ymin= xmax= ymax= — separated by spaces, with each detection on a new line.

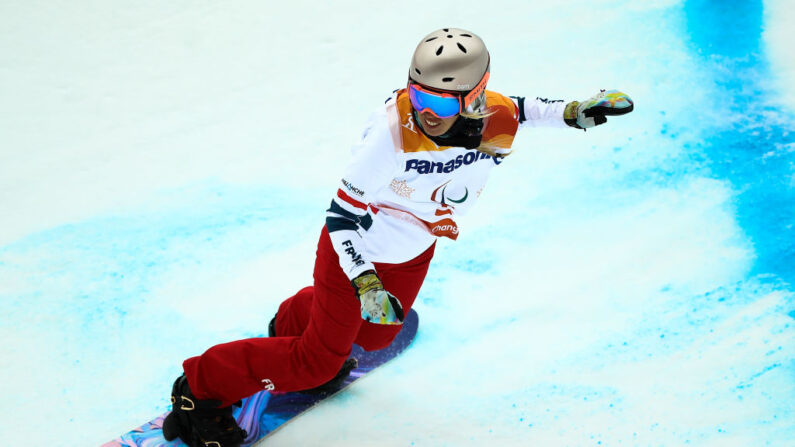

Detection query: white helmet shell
xmin=409 ymin=28 xmax=490 ymax=92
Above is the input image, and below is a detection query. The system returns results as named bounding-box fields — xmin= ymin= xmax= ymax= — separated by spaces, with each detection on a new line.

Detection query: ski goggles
xmin=408 ymin=72 xmax=490 ymax=119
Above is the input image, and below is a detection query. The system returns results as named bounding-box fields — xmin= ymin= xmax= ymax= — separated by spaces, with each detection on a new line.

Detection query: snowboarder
xmin=163 ymin=27 xmax=634 ymax=447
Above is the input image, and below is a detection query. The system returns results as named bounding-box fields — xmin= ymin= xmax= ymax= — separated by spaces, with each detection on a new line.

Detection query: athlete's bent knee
xmin=355 ymin=323 xmax=401 ymax=352
xmin=307 ymin=354 xmax=348 ymax=388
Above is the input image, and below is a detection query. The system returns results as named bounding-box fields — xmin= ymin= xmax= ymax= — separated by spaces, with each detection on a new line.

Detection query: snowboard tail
xmin=102 ymin=309 xmax=419 ymax=447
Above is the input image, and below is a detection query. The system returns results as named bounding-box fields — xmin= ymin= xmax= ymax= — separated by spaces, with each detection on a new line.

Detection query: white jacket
xmin=326 ymin=89 xmax=568 ymax=280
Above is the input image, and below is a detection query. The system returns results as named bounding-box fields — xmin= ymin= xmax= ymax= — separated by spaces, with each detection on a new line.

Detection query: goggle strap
xmin=462 ymin=71 xmax=490 ymax=110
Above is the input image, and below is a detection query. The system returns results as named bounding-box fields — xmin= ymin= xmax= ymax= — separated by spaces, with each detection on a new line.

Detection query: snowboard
xmin=102 ymin=309 xmax=419 ymax=447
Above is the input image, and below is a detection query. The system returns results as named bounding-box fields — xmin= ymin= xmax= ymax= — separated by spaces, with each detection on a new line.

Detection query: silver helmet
xmin=409 ymin=28 xmax=490 ymax=93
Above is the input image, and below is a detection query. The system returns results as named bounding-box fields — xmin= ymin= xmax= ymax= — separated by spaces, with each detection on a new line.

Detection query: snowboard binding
xmin=162 ymin=375 xmax=247 ymax=447
xmin=299 ymin=358 xmax=359 ymax=396
xmin=268 ymin=315 xmax=358 ymax=396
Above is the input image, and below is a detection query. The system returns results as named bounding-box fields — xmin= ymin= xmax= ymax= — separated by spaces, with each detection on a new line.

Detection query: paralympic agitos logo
xmin=404 ymin=151 xmax=502 ymax=175
xmin=431 ymin=180 xmax=467 ymax=206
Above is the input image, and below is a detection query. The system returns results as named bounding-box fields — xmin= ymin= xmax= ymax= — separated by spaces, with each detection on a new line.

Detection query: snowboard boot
xmin=268 ymin=313 xmax=358 ymax=395
xmin=162 ymin=374 xmax=247 ymax=447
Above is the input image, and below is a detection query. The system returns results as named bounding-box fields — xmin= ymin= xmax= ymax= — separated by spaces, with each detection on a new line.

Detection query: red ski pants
xmin=182 ymin=227 xmax=435 ymax=407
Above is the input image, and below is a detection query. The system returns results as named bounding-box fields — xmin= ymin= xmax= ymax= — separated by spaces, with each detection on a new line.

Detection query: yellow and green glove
xmin=351 ymin=270 xmax=404 ymax=325
xmin=564 ymin=89 xmax=634 ymax=129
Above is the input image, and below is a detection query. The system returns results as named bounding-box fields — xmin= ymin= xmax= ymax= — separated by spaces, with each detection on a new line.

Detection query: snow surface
xmin=1 ymin=0 xmax=793 ymax=446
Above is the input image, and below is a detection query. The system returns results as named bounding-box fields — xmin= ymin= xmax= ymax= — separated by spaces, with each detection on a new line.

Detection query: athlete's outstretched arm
xmin=511 ymin=90 xmax=633 ymax=130
xmin=511 ymin=96 xmax=570 ymax=128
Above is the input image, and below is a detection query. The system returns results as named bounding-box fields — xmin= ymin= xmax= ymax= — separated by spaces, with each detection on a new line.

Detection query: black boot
xmin=162 ymin=375 xmax=247 ymax=447
xmin=268 ymin=313 xmax=358 ymax=395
